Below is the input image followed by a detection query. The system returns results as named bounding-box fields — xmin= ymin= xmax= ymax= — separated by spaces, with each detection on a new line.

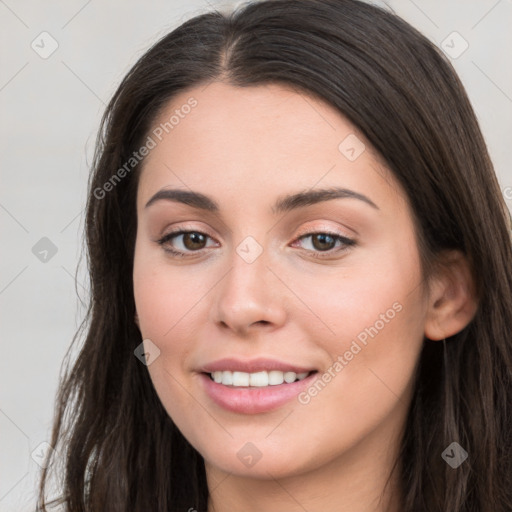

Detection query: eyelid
xmin=157 ymin=222 xmax=218 ymax=241
xmin=293 ymin=223 xmax=355 ymax=240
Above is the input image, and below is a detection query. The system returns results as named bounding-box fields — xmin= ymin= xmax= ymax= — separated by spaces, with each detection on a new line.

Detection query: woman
xmin=37 ymin=0 xmax=512 ymax=510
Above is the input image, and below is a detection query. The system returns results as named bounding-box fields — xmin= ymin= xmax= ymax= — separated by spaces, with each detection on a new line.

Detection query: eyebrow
xmin=144 ymin=186 xmax=379 ymax=213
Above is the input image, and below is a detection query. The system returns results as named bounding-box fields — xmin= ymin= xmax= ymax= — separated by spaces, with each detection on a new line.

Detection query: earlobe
xmin=424 ymin=250 xmax=479 ymax=341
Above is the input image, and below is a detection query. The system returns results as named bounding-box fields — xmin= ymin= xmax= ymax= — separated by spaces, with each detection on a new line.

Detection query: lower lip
xmin=199 ymin=372 xmax=318 ymax=414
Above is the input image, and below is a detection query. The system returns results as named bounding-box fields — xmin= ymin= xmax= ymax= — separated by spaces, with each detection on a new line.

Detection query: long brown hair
xmin=37 ymin=1 xmax=512 ymax=510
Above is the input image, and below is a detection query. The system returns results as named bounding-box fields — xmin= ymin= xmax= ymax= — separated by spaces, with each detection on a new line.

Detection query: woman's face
xmin=133 ymin=82 xmax=428 ymax=479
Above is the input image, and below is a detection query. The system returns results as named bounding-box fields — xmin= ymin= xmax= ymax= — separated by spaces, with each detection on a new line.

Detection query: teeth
xmin=233 ymin=371 xmax=249 ymax=386
xmin=249 ymin=371 xmax=268 ymax=387
xmin=269 ymin=370 xmax=284 ymax=385
xmin=210 ymin=370 xmax=310 ymax=387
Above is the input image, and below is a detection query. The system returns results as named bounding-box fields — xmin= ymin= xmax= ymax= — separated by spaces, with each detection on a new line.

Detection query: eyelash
xmin=156 ymin=229 xmax=356 ymax=259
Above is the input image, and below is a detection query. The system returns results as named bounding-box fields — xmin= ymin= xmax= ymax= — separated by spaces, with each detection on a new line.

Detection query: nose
xmin=212 ymin=242 xmax=287 ymax=336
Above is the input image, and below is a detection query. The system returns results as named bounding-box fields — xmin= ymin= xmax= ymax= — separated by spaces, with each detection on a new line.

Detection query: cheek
xmin=292 ymin=240 xmax=424 ymax=348
xmin=133 ymin=243 xmax=209 ymax=339
xmin=291 ymin=242 xmax=426 ymax=411
xmin=132 ymin=245 xmax=214 ymax=406
xmin=133 ymin=249 xmax=202 ymax=420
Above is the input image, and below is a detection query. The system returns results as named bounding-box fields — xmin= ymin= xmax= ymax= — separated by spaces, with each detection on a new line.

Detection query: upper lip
xmin=199 ymin=357 xmax=316 ymax=374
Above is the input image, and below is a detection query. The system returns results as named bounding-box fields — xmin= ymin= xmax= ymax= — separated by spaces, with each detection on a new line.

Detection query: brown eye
xmin=311 ymin=233 xmax=337 ymax=251
xmin=182 ymin=232 xmax=207 ymax=250
xmin=157 ymin=230 xmax=217 ymax=256
xmin=293 ymin=231 xmax=356 ymax=259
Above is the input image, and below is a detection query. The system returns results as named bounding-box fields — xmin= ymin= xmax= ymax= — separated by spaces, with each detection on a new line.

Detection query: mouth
xmin=197 ymin=357 xmax=319 ymax=413
xmin=204 ymin=369 xmax=317 ymax=388
xmin=198 ymin=368 xmax=319 ymax=414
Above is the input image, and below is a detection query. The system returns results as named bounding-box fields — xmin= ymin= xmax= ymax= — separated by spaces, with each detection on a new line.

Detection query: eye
xmin=156 ymin=229 xmax=355 ymax=259
xmin=157 ymin=230 xmax=218 ymax=256
xmin=291 ymin=231 xmax=355 ymax=258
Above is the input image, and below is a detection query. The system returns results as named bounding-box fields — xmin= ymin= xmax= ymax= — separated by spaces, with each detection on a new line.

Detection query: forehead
xmin=137 ymin=81 xmax=404 ymax=212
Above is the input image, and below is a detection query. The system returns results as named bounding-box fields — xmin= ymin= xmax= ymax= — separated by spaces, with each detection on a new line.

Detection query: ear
xmin=424 ymin=250 xmax=478 ymax=341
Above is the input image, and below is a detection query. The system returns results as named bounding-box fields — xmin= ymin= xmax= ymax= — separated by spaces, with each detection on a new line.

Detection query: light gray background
xmin=1 ymin=1 xmax=511 ymax=510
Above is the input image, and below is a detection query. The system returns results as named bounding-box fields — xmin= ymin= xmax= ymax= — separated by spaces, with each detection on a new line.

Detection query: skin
xmin=133 ymin=81 xmax=477 ymax=512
